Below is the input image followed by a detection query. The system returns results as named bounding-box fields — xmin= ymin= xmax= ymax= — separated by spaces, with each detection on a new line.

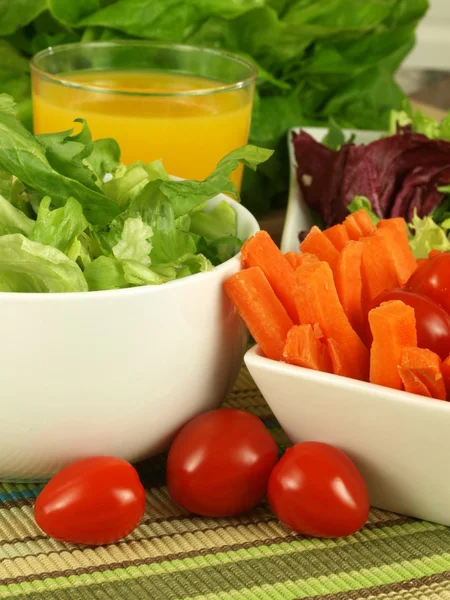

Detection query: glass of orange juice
xmin=31 ymin=41 xmax=257 ymax=188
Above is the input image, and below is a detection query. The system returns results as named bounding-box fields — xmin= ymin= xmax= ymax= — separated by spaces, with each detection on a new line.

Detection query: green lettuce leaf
xmin=84 ymin=255 xmax=173 ymax=290
xmin=103 ymin=160 xmax=169 ymax=206
xmin=0 ymin=0 xmax=46 ymax=36
xmin=0 ymin=233 xmax=88 ymax=292
xmin=0 ymin=193 xmax=34 ymax=235
xmin=189 ymin=200 xmax=236 ymax=239
xmin=85 ymin=138 xmax=121 ymax=182
xmin=112 ymin=217 xmax=153 ymax=265
xmin=159 ymin=145 xmax=273 ymax=217
xmin=31 ymin=196 xmax=89 ymax=255
xmin=409 ymin=214 xmax=450 ymax=259
xmin=389 ymin=101 xmax=450 ymax=140
xmin=0 ymin=96 xmax=120 ymax=226
xmin=36 ymin=119 xmax=100 ymax=192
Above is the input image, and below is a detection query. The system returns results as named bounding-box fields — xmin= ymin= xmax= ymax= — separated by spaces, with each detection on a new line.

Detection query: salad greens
xmin=298 ymin=103 xmax=450 ymax=257
xmin=0 ymin=0 xmax=428 ymax=213
xmin=0 ymin=94 xmax=272 ymax=292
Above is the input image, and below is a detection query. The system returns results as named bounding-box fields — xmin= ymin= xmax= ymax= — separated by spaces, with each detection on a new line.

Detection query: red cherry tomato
xmin=167 ymin=408 xmax=278 ymax=517
xmin=370 ymin=289 xmax=450 ymax=360
xmin=34 ymin=457 xmax=146 ymax=545
xmin=268 ymin=442 xmax=369 ymax=538
xmin=405 ymin=252 xmax=450 ymax=315
xmin=441 ymin=359 xmax=450 ymax=396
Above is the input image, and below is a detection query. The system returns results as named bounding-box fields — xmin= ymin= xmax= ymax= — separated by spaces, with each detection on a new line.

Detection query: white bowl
xmin=281 ymin=127 xmax=381 ymax=253
xmin=0 ymin=194 xmax=259 ymax=481
xmin=245 ymin=345 xmax=450 ymax=526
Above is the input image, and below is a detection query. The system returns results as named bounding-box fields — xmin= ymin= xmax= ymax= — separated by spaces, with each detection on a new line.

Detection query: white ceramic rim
xmin=245 ymin=344 xmax=450 ymax=413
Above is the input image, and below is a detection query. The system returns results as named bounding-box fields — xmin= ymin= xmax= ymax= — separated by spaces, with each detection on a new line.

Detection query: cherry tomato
xmin=167 ymin=408 xmax=278 ymax=517
xmin=34 ymin=457 xmax=146 ymax=545
xmin=405 ymin=252 xmax=450 ymax=315
xmin=370 ymin=289 xmax=450 ymax=360
xmin=268 ymin=442 xmax=369 ymax=538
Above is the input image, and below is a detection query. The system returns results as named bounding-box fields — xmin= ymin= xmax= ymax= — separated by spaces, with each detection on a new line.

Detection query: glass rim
xmin=30 ymin=40 xmax=258 ymax=97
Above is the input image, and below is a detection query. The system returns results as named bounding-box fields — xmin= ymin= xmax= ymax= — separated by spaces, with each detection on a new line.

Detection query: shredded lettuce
xmin=0 ymin=94 xmax=272 ymax=292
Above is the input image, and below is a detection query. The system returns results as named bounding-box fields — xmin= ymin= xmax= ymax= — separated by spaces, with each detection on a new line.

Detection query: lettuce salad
xmin=0 ymin=94 xmax=272 ymax=293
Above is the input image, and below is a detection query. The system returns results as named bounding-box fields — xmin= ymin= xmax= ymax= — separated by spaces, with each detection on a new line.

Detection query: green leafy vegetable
xmin=0 ymin=96 xmax=271 ymax=292
xmin=0 ymin=0 xmax=428 ymax=213
xmin=390 ymin=100 xmax=450 ymax=141
xmin=409 ymin=214 xmax=450 ymax=259
xmin=0 ymin=95 xmax=120 ymax=226
xmin=0 ymin=233 xmax=88 ymax=292
xmin=31 ymin=196 xmax=89 ymax=254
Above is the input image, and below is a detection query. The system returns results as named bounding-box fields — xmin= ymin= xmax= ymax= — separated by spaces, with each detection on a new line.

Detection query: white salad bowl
xmin=245 ymin=345 xmax=450 ymax=526
xmin=0 ymin=194 xmax=259 ymax=481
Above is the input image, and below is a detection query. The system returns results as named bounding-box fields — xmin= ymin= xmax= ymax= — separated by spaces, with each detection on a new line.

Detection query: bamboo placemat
xmin=1 ymin=366 xmax=450 ymax=599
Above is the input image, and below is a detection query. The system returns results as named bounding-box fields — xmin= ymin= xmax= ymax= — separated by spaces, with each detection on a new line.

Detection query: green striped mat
xmin=1 ymin=367 xmax=450 ymax=599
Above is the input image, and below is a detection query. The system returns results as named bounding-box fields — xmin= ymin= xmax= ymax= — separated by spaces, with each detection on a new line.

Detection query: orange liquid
xmin=32 ymin=70 xmax=254 ymax=186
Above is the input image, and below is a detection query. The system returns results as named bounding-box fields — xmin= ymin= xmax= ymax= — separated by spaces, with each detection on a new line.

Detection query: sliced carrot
xmin=343 ymin=214 xmax=363 ymax=241
xmin=326 ymin=338 xmax=361 ymax=379
xmin=361 ymin=235 xmax=399 ymax=309
xmin=283 ymin=324 xmax=332 ymax=372
xmin=368 ymin=300 xmax=417 ymax=390
xmin=284 ymin=251 xmax=318 ymax=270
xmin=399 ymin=347 xmax=446 ymax=400
xmin=441 ymin=355 xmax=450 ymax=399
xmin=376 ymin=218 xmax=417 ymax=285
xmin=300 ymin=226 xmax=340 ymax=270
xmin=241 ymin=231 xmax=297 ymax=323
xmin=351 ymin=209 xmax=376 ymax=236
xmin=224 ymin=267 xmax=293 ymax=361
xmin=335 ymin=241 xmax=364 ymax=338
xmin=293 ymin=261 xmax=369 ymax=381
xmin=399 ymin=368 xmax=432 ymax=398
xmin=429 ymin=249 xmax=441 ymax=258
xmin=324 ymin=224 xmax=349 ymax=252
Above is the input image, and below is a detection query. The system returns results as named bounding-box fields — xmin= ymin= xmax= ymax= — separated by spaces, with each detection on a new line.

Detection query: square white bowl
xmin=245 ymin=345 xmax=450 ymax=525
xmin=281 ymin=127 xmax=381 ymax=253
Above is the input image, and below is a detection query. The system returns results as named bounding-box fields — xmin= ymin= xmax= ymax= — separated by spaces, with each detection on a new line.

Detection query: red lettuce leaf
xmin=292 ymin=130 xmax=450 ymax=233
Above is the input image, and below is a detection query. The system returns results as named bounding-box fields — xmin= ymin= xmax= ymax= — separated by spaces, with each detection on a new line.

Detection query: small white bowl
xmin=0 ymin=194 xmax=259 ymax=481
xmin=281 ymin=126 xmax=381 ymax=253
xmin=245 ymin=345 xmax=450 ymax=526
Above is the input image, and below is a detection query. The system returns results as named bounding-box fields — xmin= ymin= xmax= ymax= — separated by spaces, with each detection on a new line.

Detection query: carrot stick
xmin=361 ymin=235 xmax=399 ymax=309
xmin=351 ymin=209 xmax=376 ymax=236
xmin=399 ymin=347 xmax=446 ymax=400
xmin=224 ymin=267 xmax=293 ymax=361
xmin=241 ymin=231 xmax=298 ymax=323
xmin=283 ymin=324 xmax=332 ymax=372
xmin=323 ymin=224 xmax=349 ymax=251
xmin=376 ymin=218 xmax=417 ymax=285
xmin=399 ymin=368 xmax=432 ymax=398
xmin=300 ymin=226 xmax=340 ymax=270
xmin=293 ymin=261 xmax=369 ymax=381
xmin=335 ymin=241 xmax=364 ymax=338
xmin=326 ymin=338 xmax=361 ymax=379
xmin=284 ymin=252 xmax=318 ymax=270
xmin=368 ymin=300 xmax=417 ymax=390
xmin=343 ymin=215 xmax=363 ymax=241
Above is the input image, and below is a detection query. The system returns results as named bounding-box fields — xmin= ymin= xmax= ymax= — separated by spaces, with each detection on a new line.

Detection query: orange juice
xmin=32 ymin=70 xmax=254 ymax=186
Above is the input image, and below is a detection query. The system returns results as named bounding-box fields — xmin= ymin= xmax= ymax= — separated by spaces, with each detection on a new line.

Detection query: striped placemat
xmin=1 ymin=366 xmax=450 ymax=599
